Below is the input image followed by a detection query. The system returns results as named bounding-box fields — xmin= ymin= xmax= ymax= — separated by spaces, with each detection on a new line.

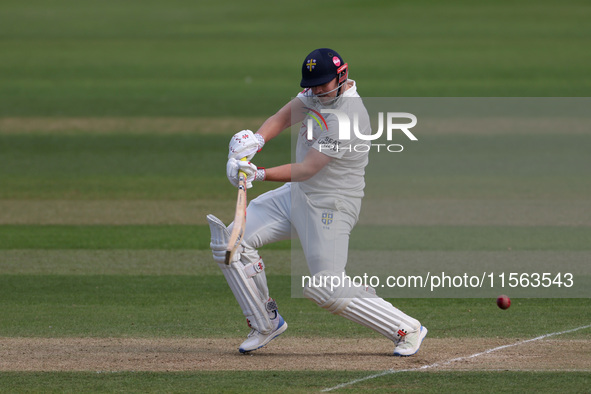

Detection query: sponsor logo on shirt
xmin=318 ymin=136 xmax=341 ymax=152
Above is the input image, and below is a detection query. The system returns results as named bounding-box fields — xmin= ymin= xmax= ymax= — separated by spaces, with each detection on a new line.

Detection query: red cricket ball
xmin=497 ymin=295 xmax=511 ymax=310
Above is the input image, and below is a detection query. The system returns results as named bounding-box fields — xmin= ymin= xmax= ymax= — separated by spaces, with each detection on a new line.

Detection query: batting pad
xmin=207 ymin=214 xmax=273 ymax=334
xmin=303 ymin=270 xmax=421 ymax=342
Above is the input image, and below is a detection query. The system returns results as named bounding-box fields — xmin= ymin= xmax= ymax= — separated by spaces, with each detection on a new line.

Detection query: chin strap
xmin=336 ymin=63 xmax=348 ymax=98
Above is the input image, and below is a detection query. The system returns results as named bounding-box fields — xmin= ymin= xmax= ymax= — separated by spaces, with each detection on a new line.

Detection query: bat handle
xmin=238 ymin=157 xmax=248 ymax=179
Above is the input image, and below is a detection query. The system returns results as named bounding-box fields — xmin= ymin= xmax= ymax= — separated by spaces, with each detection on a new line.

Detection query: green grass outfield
xmin=1 ymin=0 xmax=590 ymax=118
xmin=1 ymin=131 xmax=590 ymax=391
xmin=1 ymin=0 xmax=591 ymax=392
xmin=1 ymin=371 xmax=589 ymax=393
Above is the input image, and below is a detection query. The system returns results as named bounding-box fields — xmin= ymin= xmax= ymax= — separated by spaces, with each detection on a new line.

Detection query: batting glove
xmin=228 ymin=129 xmax=265 ymax=160
xmin=226 ymin=158 xmax=265 ymax=189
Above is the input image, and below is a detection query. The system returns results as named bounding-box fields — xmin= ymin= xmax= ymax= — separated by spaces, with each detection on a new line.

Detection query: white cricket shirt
xmin=296 ymin=80 xmax=371 ymax=198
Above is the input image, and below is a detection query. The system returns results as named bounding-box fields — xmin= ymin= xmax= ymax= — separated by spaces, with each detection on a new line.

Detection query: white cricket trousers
xmin=242 ymin=182 xmax=361 ymax=276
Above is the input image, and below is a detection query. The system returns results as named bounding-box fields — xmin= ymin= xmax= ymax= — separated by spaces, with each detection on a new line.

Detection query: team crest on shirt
xmin=321 ymin=211 xmax=334 ymax=227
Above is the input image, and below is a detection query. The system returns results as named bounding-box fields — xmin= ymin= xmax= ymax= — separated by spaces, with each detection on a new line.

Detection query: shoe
xmin=393 ymin=325 xmax=427 ymax=356
xmin=238 ymin=312 xmax=288 ymax=353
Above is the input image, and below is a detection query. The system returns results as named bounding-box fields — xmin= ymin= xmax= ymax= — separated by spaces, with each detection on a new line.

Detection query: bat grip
xmin=238 ymin=157 xmax=248 ymax=179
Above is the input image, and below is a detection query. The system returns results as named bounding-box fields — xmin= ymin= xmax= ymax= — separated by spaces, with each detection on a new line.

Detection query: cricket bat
xmin=225 ymin=158 xmax=248 ymax=264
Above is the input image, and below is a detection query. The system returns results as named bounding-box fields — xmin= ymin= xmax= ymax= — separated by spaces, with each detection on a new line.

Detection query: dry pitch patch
xmin=0 ymin=337 xmax=589 ymax=372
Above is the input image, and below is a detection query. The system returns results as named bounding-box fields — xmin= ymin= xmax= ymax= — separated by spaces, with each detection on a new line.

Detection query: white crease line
xmin=322 ymin=323 xmax=591 ymax=392
xmin=443 ymin=368 xmax=591 ymax=372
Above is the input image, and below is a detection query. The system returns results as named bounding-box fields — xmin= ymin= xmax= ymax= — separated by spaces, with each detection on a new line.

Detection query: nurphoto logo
xmin=306 ymin=109 xmax=418 ymax=153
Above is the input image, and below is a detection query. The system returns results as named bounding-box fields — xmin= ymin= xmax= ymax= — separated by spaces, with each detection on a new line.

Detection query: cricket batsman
xmin=207 ymin=48 xmax=427 ymax=356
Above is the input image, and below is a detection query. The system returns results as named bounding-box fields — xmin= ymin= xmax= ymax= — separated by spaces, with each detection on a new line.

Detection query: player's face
xmin=311 ymin=77 xmax=338 ymax=104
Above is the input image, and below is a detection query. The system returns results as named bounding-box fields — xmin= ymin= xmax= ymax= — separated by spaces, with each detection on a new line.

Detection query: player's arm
xmin=230 ymin=147 xmax=331 ymax=186
xmin=265 ymin=148 xmax=331 ymax=182
xmin=256 ymin=98 xmax=306 ymax=142
xmin=229 ymin=98 xmax=306 ymax=160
